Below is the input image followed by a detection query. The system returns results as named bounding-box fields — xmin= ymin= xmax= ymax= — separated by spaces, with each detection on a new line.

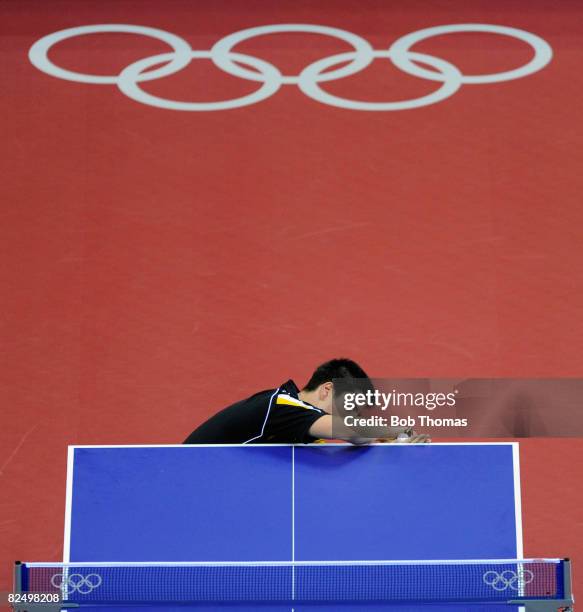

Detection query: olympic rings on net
xmin=51 ymin=572 xmax=103 ymax=595
xmin=483 ymin=568 xmax=535 ymax=591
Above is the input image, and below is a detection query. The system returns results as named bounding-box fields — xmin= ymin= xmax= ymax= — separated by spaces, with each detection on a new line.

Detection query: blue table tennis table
xmin=14 ymin=443 xmax=573 ymax=611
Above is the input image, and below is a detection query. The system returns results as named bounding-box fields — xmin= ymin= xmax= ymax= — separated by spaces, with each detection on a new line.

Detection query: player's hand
xmin=402 ymin=428 xmax=431 ymax=443
xmin=406 ymin=433 xmax=431 ymax=443
xmin=375 ymin=432 xmax=431 ymax=444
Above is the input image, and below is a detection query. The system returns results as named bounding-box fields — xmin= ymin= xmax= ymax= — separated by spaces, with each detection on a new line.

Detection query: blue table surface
xmin=65 ymin=443 xmax=522 ymax=611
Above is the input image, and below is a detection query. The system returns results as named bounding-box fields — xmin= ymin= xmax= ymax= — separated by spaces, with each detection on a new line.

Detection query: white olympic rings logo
xmin=51 ymin=572 xmax=103 ymax=595
xmin=483 ymin=569 xmax=535 ymax=591
xmin=29 ymin=23 xmax=553 ymax=112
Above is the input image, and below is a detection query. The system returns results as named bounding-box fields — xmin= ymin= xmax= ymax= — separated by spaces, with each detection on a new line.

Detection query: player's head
xmin=303 ymin=358 xmax=373 ymax=414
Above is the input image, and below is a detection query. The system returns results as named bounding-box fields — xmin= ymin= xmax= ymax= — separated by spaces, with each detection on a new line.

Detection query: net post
xmin=562 ymin=557 xmax=572 ymax=603
xmin=508 ymin=558 xmax=574 ymax=612
xmin=11 ymin=562 xmax=79 ymax=612
xmin=13 ymin=561 xmax=23 ymax=595
xmin=11 ymin=561 xmax=24 ymax=612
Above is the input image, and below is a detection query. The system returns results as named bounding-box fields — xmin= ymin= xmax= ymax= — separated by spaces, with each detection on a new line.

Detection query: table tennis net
xmin=19 ymin=560 xmax=565 ymax=604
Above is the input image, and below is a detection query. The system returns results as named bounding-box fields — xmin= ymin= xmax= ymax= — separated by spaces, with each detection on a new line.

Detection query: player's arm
xmin=308 ymin=415 xmax=429 ymax=444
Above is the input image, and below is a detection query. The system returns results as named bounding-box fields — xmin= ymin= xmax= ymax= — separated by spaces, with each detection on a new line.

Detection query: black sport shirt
xmin=183 ymin=380 xmax=327 ymax=444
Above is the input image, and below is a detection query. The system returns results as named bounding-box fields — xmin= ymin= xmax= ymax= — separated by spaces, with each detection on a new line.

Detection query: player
xmin=183 ymin=358 xmax=429 ymax=445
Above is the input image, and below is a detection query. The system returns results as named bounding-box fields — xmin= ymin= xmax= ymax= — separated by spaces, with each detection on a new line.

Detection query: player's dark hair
xmin=303 ymin=358 xmax=372 ymax=392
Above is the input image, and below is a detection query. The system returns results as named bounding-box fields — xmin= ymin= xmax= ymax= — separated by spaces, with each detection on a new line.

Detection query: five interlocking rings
xmin=29 ymin=23 xmax=553 ymax=112
xmin=51 ymin=572 xmax=103 ymax=595
xmin=483 ymin=568 xmax=535 ymax=591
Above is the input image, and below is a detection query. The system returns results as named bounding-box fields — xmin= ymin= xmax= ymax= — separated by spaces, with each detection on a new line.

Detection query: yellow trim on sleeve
xmin=276 ymin=395 xmax=319 ymax=411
